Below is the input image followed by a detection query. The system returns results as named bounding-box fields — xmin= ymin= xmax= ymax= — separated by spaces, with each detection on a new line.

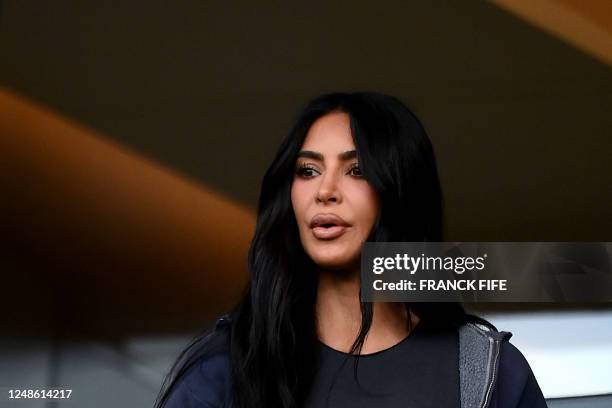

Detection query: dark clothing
xmin=304 ymin=320 xmax=459 ymax=407
xmin=163 ymin=315 xmax=548 ymax=408
xmin=489 ymin=341 xmax=548 ymax=408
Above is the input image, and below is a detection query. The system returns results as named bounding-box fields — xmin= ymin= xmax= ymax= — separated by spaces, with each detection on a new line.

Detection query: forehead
xmin=301 ymin=112 xmax=355 ymax=151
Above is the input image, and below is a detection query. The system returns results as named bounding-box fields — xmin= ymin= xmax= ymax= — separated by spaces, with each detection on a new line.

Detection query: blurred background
xmin=1 ymin=1 xmax=611 ymax=407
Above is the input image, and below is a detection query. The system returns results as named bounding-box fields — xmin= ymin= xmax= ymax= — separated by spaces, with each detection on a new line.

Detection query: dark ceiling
xmin=1 ymin=1 xmax=610 ymax=239
xmin=2 ymin=1 xmax=611 ymax=240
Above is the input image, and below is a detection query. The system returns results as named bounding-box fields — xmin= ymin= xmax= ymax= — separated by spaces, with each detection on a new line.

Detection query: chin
xmin=314 ymin=259 xmax=348 ymax=271
xmin=307 ymin=246 xmax=359 ymax=272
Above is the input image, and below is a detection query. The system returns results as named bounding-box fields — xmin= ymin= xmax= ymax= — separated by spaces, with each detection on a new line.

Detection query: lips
xmin=309 ymin=213 xmax=350 ymax=240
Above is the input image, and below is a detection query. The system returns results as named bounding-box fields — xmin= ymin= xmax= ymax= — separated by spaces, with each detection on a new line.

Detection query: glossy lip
xmin=309 ymin=213 xmax=351 ymax=240
xmin=312 ymin=225 xmax=348 ymax=240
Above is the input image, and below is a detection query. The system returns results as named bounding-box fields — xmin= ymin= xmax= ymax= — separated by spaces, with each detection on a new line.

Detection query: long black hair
xmin=155 ymin=92 xmax=494 ymax=408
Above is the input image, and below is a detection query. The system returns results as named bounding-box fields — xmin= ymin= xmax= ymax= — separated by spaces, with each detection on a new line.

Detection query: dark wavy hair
xmin=155 ymin=92 xmax=494 ymax=408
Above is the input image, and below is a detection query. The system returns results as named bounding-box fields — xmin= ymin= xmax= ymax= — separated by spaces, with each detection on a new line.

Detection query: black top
xmin=304 ymin=320 xmax=459 ymax=408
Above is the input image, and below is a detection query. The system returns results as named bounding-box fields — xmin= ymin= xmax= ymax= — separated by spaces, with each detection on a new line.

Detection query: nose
xmin=316 ymin=171 xmax=341 ymax=204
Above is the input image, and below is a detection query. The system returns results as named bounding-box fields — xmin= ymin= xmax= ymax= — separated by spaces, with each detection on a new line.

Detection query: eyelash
xmin=295 ymin=163 xmax=363 ymax=178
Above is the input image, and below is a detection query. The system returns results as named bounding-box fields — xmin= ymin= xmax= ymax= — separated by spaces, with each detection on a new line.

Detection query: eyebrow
xmin=297 ymin=150 xmax=357 ymax=161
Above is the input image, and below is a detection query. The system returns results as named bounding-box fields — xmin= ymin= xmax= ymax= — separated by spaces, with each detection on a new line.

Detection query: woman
xmin=155 ymin=92 xmax=547 ymax=408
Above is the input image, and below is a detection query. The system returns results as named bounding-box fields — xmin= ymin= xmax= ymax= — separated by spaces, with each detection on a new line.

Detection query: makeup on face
xmin=290 ymin=112 xmax=379 ymax=271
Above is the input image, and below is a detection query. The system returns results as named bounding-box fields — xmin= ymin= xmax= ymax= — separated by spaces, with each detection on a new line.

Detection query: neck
xmin=315 ymin=268 xmax=419 ymax=354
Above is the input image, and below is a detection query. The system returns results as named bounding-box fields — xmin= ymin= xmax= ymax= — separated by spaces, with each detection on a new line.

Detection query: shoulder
xmin=163 ymin=319 xmax=231 ymax=408
xmin=495 ymin=341 xmax=547 ymax=407
xmin=498 ymin=341 xmax=532 ymax=386
xmin=164 ymin=352 xmax=230 ymax=408
xmin=458 ymin=322 xmax=547 ymax=408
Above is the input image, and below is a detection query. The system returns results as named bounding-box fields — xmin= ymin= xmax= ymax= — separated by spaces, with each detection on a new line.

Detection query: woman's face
xmin=291 ymin=112 xmax=380 ymax=271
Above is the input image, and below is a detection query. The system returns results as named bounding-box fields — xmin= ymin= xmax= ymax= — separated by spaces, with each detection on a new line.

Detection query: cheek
xmin=290 ymin=180 xmax=310 ymax=219
xmin=346 ymin=182 xmax=380 ymax=228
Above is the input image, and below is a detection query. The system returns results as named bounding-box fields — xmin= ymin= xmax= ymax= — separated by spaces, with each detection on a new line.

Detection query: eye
xmin=295 ymin=163 xmax=320 ymax=178
xmin=347 ymin=163 xmax=363 ymax=177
